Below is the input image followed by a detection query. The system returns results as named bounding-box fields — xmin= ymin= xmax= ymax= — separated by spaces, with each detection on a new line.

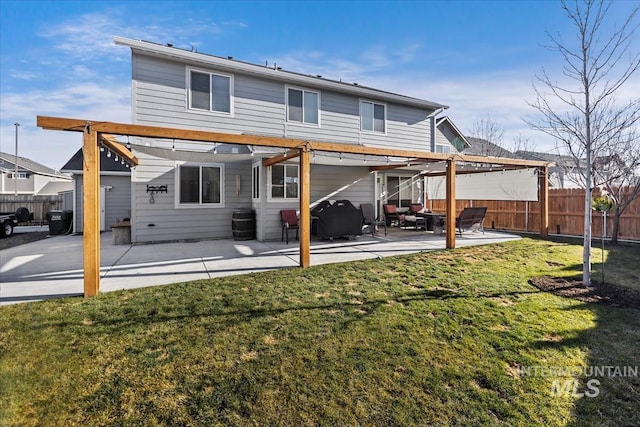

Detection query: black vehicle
xmin=0 ymin=207 xmax=32 ymax=238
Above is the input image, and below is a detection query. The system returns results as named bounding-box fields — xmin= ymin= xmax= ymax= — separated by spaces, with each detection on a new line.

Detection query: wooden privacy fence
xmin=0 ymin=195 xmax=63 ymax=223
xmin=429 ymin=187 xmax=639 ymax=241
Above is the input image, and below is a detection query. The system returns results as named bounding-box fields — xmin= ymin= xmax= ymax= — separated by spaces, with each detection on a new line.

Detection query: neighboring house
xmin=516 ymin=150 xmax=584 ymax=189
xmin=463 ymin=137 xmax=515 ymax=159
xmin=434 ymin=117 xmax=470 ymax=154
xmin=60 ymin=148 xmax=131 ymax=233
xmin=0 ymin=152 xmax=72 ymax=196
xmin=115 ymin=37 xmax=481 ymax=243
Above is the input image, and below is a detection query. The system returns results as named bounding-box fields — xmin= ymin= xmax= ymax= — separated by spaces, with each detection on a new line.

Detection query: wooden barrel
xmin=231 ymin=210 xmax=255 ymax=240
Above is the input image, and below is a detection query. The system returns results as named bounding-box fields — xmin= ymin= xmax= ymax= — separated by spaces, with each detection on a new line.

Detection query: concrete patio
xmin=0 ymin=227 xmax=521 ymax=305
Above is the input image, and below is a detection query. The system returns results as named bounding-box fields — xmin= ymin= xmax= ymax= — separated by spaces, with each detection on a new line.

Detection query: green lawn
xmin=1 ymin=238 xmax=638 ymax=426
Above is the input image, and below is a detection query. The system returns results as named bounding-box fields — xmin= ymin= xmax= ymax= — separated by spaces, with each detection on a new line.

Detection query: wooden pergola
xmin=37 ymin=115 xmax=551 ymax=297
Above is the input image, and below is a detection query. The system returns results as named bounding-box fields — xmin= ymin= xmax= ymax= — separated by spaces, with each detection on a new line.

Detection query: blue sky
xmin=1 ymin=0 xmax=638 ymax=170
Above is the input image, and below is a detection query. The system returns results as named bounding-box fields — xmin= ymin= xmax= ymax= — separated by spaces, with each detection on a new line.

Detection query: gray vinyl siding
xmin=129 ymin=52 xmax=434 ymax=243
xmin=0 ymin=173 xmax=34 ymax=194
xmin=259 ymin=164 xmax=373 ymax=242
xmin=73 ymin=175 xmax=131 ymax=232
xmin=132 ymin=53 xmax=432 ymax=149
xmin=130 ymin=151 xmax=252 ymax=243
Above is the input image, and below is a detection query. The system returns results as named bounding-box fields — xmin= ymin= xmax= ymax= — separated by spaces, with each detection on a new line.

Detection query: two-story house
xmin=0 ymin=152 xmax=72 ymax=196
xmin=114 ymin=37 xmax=469 ymax=243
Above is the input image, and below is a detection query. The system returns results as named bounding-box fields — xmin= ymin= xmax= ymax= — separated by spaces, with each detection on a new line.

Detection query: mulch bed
xmin=530 ymin=276 xmax=640 ymax=308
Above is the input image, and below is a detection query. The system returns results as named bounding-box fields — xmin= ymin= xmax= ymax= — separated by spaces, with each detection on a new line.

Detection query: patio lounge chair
xmin=383 ymin=204 xmax=406 ymax=227
xmin=360 ymin=203 xmax=387 ymax=237
xmin=280 ymin=209 xmax=299 ymax=244
xmin=455 ymin=207 xmax=487 ymax=235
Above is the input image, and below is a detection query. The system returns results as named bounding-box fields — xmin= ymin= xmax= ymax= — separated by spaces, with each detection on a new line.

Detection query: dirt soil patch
xmin=0 ymin=232 xmax=49 ymax=251
xmin=530 ymin=276 xmax=640 ymax=308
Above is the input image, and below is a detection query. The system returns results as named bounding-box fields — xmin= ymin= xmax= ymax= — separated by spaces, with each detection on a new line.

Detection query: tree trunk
xmin=611 ymin=205 xmax=621 ymax=245
xmin=583 ymin=187 xmax=592 ymax=287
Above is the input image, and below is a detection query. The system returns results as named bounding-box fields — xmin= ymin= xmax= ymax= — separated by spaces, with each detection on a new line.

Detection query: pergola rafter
xmin=37 ymin=115 xmax=552 ymax=297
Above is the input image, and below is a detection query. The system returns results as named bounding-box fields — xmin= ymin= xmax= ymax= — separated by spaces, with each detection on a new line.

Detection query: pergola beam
xmin=37 ymin=115 xmax=554 ymax=297
xmin=445 ymin=159 xmax=456 ymax=249
xmin=36 ymin=116 xmax=550 ymax=168
xmin=262 ymin=150 xmax=300 ymax=167
xmin=83 ymin=128 xmax=101 ymax=297
xmin=299 ymin=147 xmax=311 ymax=267
xmin=539 ymin=166 xmax=549 ymax=237
xmin=100 ymin=134 xmax=139 ymax=166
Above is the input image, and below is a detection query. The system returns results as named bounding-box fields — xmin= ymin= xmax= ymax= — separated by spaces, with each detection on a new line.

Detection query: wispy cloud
xmin=221 ymin=21 xmax=248 ymax=29
xmin=2 ymin=11 xmax=250 ymax=168
xmin=270 ymin=44 xmax=425 ymax=84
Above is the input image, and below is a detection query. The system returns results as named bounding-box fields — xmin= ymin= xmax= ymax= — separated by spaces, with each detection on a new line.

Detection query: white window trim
xmin=8 ymin=172 xmax=28 ymax=179
xmin=384 ymin=174 xmax=425 ymax=207
xmin=435 ymin=144 xmax=452 ymax=154
xmin=174 ymin=161 xmax=225 ymax=209
xmin=285 ymin=85 xmax=320 ymax=127
xmin=251 ymin=162 xmax=261 ymax=201
xmin=359 ymin=99 xmax=387 ymax=135
xmin=186 ymin=66 xmax=234 ymax=117
xmin=267 ymin=163 xmax=300 ymax=202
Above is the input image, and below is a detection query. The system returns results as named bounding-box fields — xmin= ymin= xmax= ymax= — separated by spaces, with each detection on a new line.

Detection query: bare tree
xmin=526 ymin=0 xmax=640 ymax=286
xmin=469 ymin=115 xmax=506 ymax=156
xmin=510 ymin=133 xmax=537 ymax=154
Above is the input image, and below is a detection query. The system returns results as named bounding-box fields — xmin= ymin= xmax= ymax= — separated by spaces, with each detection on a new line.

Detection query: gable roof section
xmin=0 ymin=151 xmax=69 ymax=178
xmin=61 ymin=148 xmax=131 ymax=174
xmin=114 ymin=37 xmax=448 ymax=112
xmin=435 ymin=116 xmax=470 ymax=151
xmin=463 ymin=137 xmax=515 ymax=158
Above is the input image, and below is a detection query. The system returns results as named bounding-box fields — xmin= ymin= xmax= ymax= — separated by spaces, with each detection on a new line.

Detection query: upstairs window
xmin=189 ymin=69 xmax=232 ymax=114
xmin=8 ymin=172 xmax=28 ymax=179
xmin=360 ymin=101 xmax=385 ymax=133
xmin=287 ymin=88 xmax=319 ymax=125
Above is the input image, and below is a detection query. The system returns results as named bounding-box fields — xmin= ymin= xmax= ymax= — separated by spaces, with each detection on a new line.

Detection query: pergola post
xmin=299 ymin=146 xmax=311 ymax=267
xmin=446 ymin=159 xmax=456 ymax=249
xmin=83 ymin=127 xmax=101 ymax=296
xmin=539 ymin=166 xmax=549 ymax=237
